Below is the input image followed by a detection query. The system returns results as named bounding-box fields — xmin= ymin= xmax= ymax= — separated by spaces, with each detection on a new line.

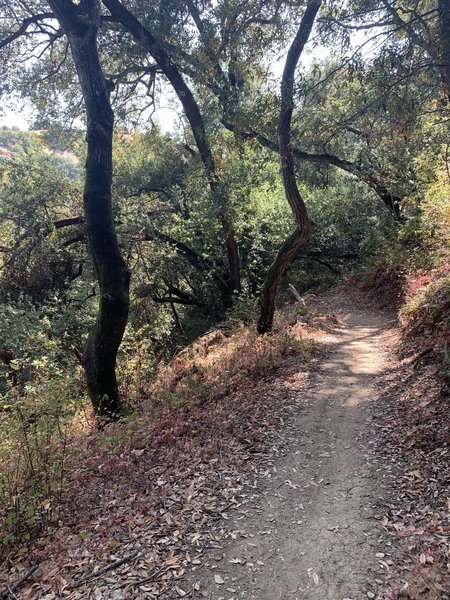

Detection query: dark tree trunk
xmin=48 ymin=0 xmax=130 ymax=417
xmin=257 ymin=0 xmax=321 ymax=333
xmin=439 ymin=0 xmax=450 ymax=101
xmin=226 ymin=230 xmax=242 ymax=295
xmin=258 ymin=229 xmax=306 ymax=333
xmin=102 ymin=0 xmax=241 ymax=295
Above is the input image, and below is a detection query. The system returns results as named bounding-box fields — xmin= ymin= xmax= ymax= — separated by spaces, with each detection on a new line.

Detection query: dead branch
xmin=288 ymin=284 xmax=306 ymax=306
xmin=69 ymin=344 xmax=83 ymax=365
xmin=0 ymin=565 xmax=39 ymax=599
xmin=73 ymin=549 xmax=141 ymax=588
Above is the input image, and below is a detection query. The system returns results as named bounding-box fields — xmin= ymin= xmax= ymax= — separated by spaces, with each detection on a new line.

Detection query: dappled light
xmin=1 ymin=0 xmax=449 ymax=597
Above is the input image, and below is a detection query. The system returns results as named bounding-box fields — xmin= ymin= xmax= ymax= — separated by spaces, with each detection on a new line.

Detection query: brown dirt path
xmin=185 ymin=307 xmax=395 ymax=599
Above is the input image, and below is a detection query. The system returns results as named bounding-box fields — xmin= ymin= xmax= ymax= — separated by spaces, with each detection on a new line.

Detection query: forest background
xmin=0 ymin=0 xmax=449 ymax=554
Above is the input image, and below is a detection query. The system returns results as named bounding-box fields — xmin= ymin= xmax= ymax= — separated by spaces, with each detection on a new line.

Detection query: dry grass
xmin=142 ymin=306 xmax=317 ymax=414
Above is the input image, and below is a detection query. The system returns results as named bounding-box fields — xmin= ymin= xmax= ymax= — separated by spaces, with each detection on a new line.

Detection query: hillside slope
xmin=1 ymin=288 xmax=449 ymax=599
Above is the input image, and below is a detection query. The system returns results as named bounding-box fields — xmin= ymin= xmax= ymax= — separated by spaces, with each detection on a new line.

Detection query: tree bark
xmin=102 ymin=0 xmax=241 ymax=295
xmin=221 ymin=121 xmax=403 ymax=220
xmin=226 ymin=229 xmax=241 ymax=296
xmin=439 ymin=0 xmax=450 ymax=101
xmin=47 ymin=0 xmax=130 ymax=417
xmin=258 ymin=229 xmax=306 ymax=332
xmin=258 ymin=0 xmax=321 ymax=334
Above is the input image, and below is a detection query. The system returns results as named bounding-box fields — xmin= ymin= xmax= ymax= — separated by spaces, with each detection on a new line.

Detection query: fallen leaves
xmin=369 ymin=309 xmax=450 ymax=598
xmin=0 ymin=309 xmax=320 ymax=599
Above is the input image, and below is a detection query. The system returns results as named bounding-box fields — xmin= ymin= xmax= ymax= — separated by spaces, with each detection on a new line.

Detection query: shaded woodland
xmin=0 ymin=0 xmax=449 ymax=595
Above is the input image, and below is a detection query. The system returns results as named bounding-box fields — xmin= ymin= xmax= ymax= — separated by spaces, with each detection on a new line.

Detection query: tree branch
xmin=52 ymin=216 xmax=85 ymax=229
xmin=0 ymin=12 xmax=55 ymax=49
xmin=142 ymin=230 xmax=208 ymax=272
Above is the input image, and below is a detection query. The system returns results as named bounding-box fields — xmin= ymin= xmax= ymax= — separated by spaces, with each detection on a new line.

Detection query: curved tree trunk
xmin=258 ymin=0 xmax=321 ymax=333
xmin=258 ymin=229 xmax=305 ymax=333
xmin=48 ymin=0 xmax=130 ymax=417
xmin=439 ymin=0 xmax=450 ymax=101
xmin=102 ymin=0 xmax=241 ymax=295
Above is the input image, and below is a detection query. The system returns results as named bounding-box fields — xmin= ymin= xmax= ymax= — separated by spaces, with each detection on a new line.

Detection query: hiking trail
xmin=184 ymin=305 xmax=394 ymax=599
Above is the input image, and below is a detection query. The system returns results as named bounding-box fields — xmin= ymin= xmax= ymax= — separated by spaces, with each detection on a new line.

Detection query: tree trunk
xmin=226 ymin=230 xmax=242 ymax=295
xmin=102 ymin=0 xmax=241 ymax=296
xmin=48 ymin=0 xmax=130 ymax=417
xmin=258 ymin=229 xmax=305 ymax=333
xmin=258 ymin=0 xmax=321 ymax=333
xmin=439 ymin=0 xmax=450 ymax=101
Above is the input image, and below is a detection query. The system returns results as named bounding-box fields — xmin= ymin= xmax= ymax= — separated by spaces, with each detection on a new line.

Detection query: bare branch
xmin=0 ymin=12 xmax=54 ymax=49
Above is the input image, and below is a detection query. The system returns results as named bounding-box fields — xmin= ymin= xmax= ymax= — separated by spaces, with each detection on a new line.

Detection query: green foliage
xmin=0 ymin=0 xmax=449 ymax=551
xmin=0 ymin=374 xmax=84 ymax=547
xmin=375 ymin=169 xmax=450 ymax=273
xmin=0 ymin=134 xmax=84 ymax=302
xmin=0 ymin=132 xmax=92 ymax=548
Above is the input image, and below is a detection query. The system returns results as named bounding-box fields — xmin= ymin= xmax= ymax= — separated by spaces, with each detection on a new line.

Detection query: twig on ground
xmin=113 ymin=566 xmax=168 ymax=590
xmin=73 ymin=549 xmax=141 ymax=587
xmin=0 ymin=565 xmax=39 ymax=599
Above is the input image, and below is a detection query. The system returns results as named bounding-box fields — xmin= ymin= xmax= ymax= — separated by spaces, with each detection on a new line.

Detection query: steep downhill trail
xmin=185 ymin=306 xmax=395 ymax=599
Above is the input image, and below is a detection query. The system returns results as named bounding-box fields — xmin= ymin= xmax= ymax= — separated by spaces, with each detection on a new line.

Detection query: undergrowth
xmin=143 ymin=308 xmax=314 ymax=413
xmin=400 ymin=269 xmax=450 ymax=381
xmin=0 ymin=374 xmax=86 ymax=548
xmin=0 ymin=302 xmax=317 ymax=554
xmin=401 ymin=272 xmax=450 ymax=339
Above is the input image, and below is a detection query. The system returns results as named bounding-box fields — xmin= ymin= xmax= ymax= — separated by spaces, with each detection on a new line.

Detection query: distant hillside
xmin=0 ymin=127 xmax=36 ymax=157
xmin=0 ymin=127 xmax=81 ymax=179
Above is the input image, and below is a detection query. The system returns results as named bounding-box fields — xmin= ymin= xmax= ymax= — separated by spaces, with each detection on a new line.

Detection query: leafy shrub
xmin=0 ymin=297 xmax=88 ymax=551
xmin=400 ymin=272 xmax=450 ymax=345
xmin=0 ymin=374 xmax=86 ymax=550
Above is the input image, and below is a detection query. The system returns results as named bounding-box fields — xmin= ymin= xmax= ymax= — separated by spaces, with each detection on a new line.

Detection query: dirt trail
xmin=188 ymin=308 xmax=393 ymax=599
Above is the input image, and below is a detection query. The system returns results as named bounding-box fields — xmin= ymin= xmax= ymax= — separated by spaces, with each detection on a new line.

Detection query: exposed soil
xmin=182 ymin=302 xmax=396 ymax=600
xmin=2 ymin=293 xmax=448 ymax=599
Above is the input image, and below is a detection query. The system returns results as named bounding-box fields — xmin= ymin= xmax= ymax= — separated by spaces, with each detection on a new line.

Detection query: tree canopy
xmin=0 ymin=0 xmax=448 ymax=413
